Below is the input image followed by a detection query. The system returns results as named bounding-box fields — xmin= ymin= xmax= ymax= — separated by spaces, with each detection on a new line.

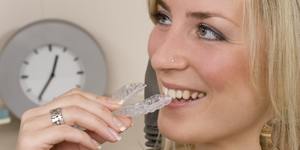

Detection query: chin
xmin=157 ymin=108 xmax=202 ymax=144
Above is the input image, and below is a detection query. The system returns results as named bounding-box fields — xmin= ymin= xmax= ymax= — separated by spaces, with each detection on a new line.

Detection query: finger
xmin=18 ymin=125 xmax=99 ymax=150
xmin=86 ymin=130 xmax=108 ymax=144
xmin=57 ymin=88 xmax=125 ymax=107
xmin=60 ymin=106 xmax=133 ymax=133
xmin=22 ymin=100 xmax=132 ymax=134
xmin=62 ymin=106 xmax=128 ymax=135
xmin=23 ymin=106 xmax=125 ymax=142
xmin=57 ymin=102 xmax=128 ymax=132
xmin=52 ymin=90 xmax=124 ymax=112
xmin=24 ymin=92 xmax=123 ymax=120
xmin=22 ymin=110 xmax=133 ymax=138
xmin=57 ymin=88 xmax=104 ymax=101
xmin=43 ymin=125 xmax=100 ymax=150
xmin=86 ymin=117 xmax=133 ymax=144
xmin=116 ymin=116 xmax=134 ymax=129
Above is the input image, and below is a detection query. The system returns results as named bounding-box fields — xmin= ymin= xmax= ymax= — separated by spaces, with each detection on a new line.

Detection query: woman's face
xmin=148 ymin=0 xmax=272 ymax=148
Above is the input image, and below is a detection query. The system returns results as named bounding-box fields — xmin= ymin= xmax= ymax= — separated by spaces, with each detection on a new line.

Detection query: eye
xmin=197 ymin=24 xmax=226 ymax=41
xmin=151 ymin=12 xmax=172 ymax=25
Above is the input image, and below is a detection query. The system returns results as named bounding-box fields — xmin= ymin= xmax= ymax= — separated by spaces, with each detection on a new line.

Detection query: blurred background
xmin=0 ymin=0 xmax=153 ymax=149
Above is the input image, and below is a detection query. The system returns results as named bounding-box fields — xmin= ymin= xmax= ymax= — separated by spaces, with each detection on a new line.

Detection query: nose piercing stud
xmin=171 ymin=59 xmax=174 ymax=63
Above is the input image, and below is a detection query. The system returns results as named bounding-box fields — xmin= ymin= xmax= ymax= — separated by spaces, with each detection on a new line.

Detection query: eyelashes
xmin=151 ymin=12 xmax=227 ymax=41
xmin=196 ymin=24 xmax=227 ymax=41
xmin=151 ymin=12 xmax=172 ymax=25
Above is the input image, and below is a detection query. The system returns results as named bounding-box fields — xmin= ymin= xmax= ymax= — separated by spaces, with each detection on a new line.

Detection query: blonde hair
xmin=147 ymin=0 xmax=300 ymax=149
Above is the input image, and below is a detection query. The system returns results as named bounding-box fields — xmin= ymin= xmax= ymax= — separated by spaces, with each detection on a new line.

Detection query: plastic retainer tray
xmin=112 ymin=83 xmax=171 ymax=117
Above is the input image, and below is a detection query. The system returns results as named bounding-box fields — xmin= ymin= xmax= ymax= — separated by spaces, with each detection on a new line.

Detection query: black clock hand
xmin=38 ymin=55 xmax=59 ymax=101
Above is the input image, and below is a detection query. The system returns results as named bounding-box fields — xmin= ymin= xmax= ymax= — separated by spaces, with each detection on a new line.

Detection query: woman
xmin=148 ymin=0 xmax=300 ymax=149
xmin=16 ymin=0 xmax=300 ymax=150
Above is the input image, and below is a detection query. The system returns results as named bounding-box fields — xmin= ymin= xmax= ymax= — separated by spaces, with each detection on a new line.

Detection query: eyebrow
xmin=187 ymin=11 xmax=239 ymax=27
xmin=157 ymin=0 xmax=239 ymax=27
xmin=158 ymin=0 xmax=170 ymax=12
xmin=186 ymin=11 xmax=225 ymax=20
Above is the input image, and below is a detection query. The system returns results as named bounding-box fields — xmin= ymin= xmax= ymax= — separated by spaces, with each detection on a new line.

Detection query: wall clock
xmin=0 ymin=19 xmax=107 ymax=119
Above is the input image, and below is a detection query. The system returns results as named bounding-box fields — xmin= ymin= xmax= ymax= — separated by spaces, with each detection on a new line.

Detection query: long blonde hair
xmin=147 ymin=0 xmax=300 ymax=149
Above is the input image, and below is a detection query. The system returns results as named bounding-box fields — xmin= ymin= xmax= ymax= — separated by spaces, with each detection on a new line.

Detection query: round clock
xmin=0 ymin=19 xmax=107 ymax=119
xmin=19 ymin=44 xmax=86 ymax=105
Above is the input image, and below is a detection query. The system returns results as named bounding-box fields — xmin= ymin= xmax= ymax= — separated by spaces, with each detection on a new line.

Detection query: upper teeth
xmin=163 ymin=86 xmax=206 ymax=100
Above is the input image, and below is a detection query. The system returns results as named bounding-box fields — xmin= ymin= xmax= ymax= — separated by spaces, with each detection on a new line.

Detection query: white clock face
xmin=19 ymin=44 xmax=86 ymax=105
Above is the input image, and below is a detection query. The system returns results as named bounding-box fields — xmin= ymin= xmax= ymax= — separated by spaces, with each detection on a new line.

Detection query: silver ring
xmin=50 ymin=107 xmax=64 ymax=126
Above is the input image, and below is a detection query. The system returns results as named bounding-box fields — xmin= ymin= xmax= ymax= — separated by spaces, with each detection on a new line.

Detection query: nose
xmin=150 ymin=27 xmax=188 ymax=72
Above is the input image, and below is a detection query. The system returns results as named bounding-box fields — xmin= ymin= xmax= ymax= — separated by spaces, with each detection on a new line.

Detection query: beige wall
xmin=0 ymin=0 xmax=153 ymax=107
xmin=0 ymin=1 xmax=153 ymax=149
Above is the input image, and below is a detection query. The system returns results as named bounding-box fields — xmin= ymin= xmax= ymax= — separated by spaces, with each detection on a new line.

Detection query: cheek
xmin=195 ymin=48 xmax=250 ymax=92
xmin=194 ymin=47 xmax=260 ymax=125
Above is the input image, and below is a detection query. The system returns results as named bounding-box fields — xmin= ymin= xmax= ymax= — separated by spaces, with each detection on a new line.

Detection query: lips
xmin=163 ymin=86 xmax=206 ymax=102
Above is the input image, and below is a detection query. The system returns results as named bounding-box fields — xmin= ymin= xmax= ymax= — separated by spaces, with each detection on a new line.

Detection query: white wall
xmin=0 ymin=0 xmax=153 ymax=107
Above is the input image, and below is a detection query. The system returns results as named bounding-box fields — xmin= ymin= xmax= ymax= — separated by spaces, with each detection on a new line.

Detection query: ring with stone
xmin=50 ymin=107 xmax=64 ymax=126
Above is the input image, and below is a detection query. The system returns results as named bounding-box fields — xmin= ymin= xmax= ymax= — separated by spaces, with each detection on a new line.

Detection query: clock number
xmin=74 ymin=57 xmax=79 ymax=61
xmin=34 ymin=49 xmax=38 ymax=54
xmin=23 ymin=61 xmax=29 ymax=65
xmin=76 ymin=85 xmax=81 ymax=89
xmin=77 ymin=71 xmax=84 ymax=75
xmin=63 ymin=47 xmax=67 ymax=52
xmin=21 ymin=75 xmax=28 ymax=79
xmin=48 ymin=44 xmax=52 ymax=52
xmin=27 ymin=88 xmax=31 ymax=93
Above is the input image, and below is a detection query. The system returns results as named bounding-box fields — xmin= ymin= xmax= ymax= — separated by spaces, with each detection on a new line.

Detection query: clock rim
xmin=0 ymin=19 xmax=107 ymax=119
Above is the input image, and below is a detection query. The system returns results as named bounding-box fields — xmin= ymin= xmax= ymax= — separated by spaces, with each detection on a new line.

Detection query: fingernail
xmin=108 ymin=127 xmax=121 ymax=141
xmin=92 ymin=139 xmax=101 ymax=150
xmin=130 ymin=117 xmax=134 ymax=126
xmin=108 ymin=98 xmax=124 ymax=105
xmin=113 ymin=117 xmax=126 ymax=131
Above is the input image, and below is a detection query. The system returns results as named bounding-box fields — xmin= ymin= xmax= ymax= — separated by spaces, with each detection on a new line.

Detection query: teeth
xmin=172 ymin=99 xmax=178 ymax=102
xmin=198 ymin=92 xmax=206 ymax=98
xmin=191 ymin=92 xmax=198 ymax=99
xmin=183 ymin=90 xmax=190 ymax=100
xmin=176 ymin=90 xmax=182 ymax=98
xmin=163 ymin=86 xmax=168 ymax=96
xmin=168 ymin=89 xmax=176 ymax=99
xmin=163 ymin=86 xmax=206 ymax=101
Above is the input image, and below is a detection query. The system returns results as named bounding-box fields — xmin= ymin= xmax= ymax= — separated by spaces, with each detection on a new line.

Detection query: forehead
xmin=159 ymin=0 xmax=244 ymax=26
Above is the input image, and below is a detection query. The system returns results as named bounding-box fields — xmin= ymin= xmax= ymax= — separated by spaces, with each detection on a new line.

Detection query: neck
xmin=193 ymin=103 xmax=273 ymax=150
xmin=193 ymin=137 xmax=262 ymax=150
xmin=173 ymin=121 xmax=269 ymax=150
xmin=193 ymin=121 xmax=266 ymax=150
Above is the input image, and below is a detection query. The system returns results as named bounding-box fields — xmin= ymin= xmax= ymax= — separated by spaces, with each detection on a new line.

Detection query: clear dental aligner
xmin=113 ymin=83 xmax=172 ymax=117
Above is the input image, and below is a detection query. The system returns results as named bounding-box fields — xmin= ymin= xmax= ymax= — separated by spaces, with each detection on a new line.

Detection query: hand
xmin=16 ymin=88 xmax=133 ymax=150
